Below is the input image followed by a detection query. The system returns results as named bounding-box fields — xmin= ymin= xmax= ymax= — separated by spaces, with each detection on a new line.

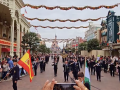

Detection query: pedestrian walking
xmin=7 ymin=59 xmax=19 ymax=90
xmin=52 ymin=60 xmax=58 ymax=77
xmin=33 ymin=59 xmax=38 ymax=76
xmin=94 ymin=60 xmax=102 ymax=82
xmin=43 ymin=58 xmax=46 ymax=71
xmin=63 ymin=61 xmax=70 ymax=82
xmin=109 ymin=61 xmax=115 ymax=77
xmin=117 ymin=63 xmax=120 ymax=82
xmin=40 ymin=57 xmax=43 ymax=73
xmin=73 ymin=59 xmax=80 ymax=80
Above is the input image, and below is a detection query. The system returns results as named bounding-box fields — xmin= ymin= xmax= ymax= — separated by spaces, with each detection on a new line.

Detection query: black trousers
xmin=91 ymin=67 xmax=93 ymax=75
xmin=43 ymin=64 xmax=46 ymax=71
xmin=64 ymin=72 xmax=68 ymax=81
xmin=104 ymin=66 xmax=107 ymax=73
xmin=13 ymin=80 xmax=17 ymax=90
xmin=34 ymin=66 xmax=37 ymax=76
xmin=93 ymin=67 xmax=96 ymax=75
xmin=73 ymin=71 xmax=78 ymax=80
xmin=80 ymin=62 xmax=82 ymax=68
xmin=54 ymin=69 xmax=57 ymax=76
xmin=40 ymin=65 xmax=43 ymax=73
xmin=96 ymin=71 xmax=101 ymax=80
xmin=110 ymin=70 xmax=114 ymax=77
xmin=119 ymin=72 xmax=120 ymax=81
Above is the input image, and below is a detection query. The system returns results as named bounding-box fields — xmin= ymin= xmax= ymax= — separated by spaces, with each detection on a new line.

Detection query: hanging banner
xmin=24 ymin=16 xmax=106 ymax=22
xmin=24 ymin=3 xmax=120 ymax=10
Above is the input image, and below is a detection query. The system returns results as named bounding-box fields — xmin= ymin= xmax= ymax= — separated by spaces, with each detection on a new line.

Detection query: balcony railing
xmin=117 ymin=39 xmax=120 ymax=44
xmin=0 ymin=0 xmax=9 ymax=7
xmin=100 ymin=41 xmax=107 ymax=46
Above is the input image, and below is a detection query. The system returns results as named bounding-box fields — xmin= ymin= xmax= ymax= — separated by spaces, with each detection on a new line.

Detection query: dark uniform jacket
xmin=63 ymin=64 xmax=70 ymax=73
xmin=73 ymin=62 xmax=80 ymax=72
xmin=10 ymin=65 xmax=19 ymax=81
xmin=52 ymin=63 xmax=58 ymax=70
xmin=95 ymin=63 xmax=102 ymax=72
xmin=109 ymin=63 xmax=115 ymax=71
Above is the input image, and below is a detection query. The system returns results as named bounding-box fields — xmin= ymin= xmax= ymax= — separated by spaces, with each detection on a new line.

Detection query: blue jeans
xmin=2 ymin=71 xmax=7 ymax=79
xmin=19 ymin=68 xmax=22 ymax=77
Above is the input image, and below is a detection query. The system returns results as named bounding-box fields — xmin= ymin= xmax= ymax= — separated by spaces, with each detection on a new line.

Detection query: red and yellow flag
xmin=18 ymin=49 xmax=34 ymax=82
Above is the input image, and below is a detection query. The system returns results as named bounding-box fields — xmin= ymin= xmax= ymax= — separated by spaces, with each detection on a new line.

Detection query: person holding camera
xmin=42 ymin=79 xmax=88 ymax=90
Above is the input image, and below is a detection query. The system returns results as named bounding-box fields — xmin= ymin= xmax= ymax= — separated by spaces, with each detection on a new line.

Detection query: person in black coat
xmin=77 ymin=72 xmax=90 ymax=90
xmin=52 ymin=60 xmax=58 ymax=77
xmin=43 ymin=58 xmax=46 ymax=72
xmin=109 ymin=61 xmax=115 ymax=77
xmin=7 ymin=59 xmax=19 ymax=90
xmin=63 ymin=61 xmax=70 ymax=82
xmin=117 ymin=63 xmax=120 ymax=82
xmin=73 ymin=59 xmax=80 ymax=80
xmin=40 ymin=57 xmax=43 ymax=73
xmin=103 ymin=59 xmax=108 ymax=73
xmin=33 ymin=59 xmax=38 ymax=76
xmin=94 ymin=60 xmax=102 ymax=82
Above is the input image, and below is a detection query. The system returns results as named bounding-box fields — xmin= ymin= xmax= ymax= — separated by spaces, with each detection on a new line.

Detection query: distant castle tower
xmin=50 ymin=34 xmax=61 ymax=54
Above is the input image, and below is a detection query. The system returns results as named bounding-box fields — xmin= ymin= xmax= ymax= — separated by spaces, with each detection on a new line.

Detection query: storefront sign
xmin=0 ymin=39 xmax=17 ymax=47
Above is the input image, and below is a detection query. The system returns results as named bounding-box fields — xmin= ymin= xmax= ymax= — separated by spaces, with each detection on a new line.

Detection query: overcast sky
xmin=22 ymin=0 xmax=120 ymax=48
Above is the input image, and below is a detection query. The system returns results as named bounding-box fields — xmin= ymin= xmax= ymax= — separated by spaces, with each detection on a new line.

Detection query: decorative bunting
xmin=24 ymin=16 xmax=106 ymax=22
xmin=31 ymin=25 xmax=89 ymax=29
xmin=24 ymin=3 xmax=120 ymax=10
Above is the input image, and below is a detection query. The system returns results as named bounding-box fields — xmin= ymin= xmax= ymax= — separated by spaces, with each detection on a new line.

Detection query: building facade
xmin=0 ymin=0 xmax=31 ymax=57
xmin=70 ymin=37 xmax=85 ymax=49
xmin=84 ymin=22 xmax=101 ymax=41
xmin=100 ymin=11 xmax=120 ymax=56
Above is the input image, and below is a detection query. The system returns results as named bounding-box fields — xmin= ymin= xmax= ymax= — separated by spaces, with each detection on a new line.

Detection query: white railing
xmin=0 ymin=0 xmax=9 ymax=7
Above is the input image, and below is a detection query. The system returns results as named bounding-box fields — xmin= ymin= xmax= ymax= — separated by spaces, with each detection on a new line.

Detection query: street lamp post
xmin=108 ymin=41 xmax=113 ymax=57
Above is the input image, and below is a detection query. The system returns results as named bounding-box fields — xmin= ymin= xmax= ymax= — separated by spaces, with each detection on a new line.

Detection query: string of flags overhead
xmin=31 ymin=25 xmax=89 ymax=29
xmin=23 ymin=3 xmax=120 ymax=30
xmin=23 ymin=16 xmax=106 ymax=22
xmin=24 ymin=3 xmax=120 ymax=10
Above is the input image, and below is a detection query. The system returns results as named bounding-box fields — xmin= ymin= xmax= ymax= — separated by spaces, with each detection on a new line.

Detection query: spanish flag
xmin=18 ymin=49 xmax=34 ymax=82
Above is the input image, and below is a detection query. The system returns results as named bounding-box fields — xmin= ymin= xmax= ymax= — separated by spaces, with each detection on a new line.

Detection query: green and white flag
xmin=84 ymin=61 xmax=91 ymax=90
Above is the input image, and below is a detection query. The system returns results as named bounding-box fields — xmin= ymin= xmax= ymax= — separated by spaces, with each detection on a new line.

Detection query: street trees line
xmin=21 ymin=32 xmax=50 ymax=54
xmin=78 ymin=39 xmax=101 ymax=53
xmin=64 ymin=39 xmax=101 ymax=54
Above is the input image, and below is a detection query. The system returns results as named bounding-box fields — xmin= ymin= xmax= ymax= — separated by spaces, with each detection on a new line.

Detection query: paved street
xmin=0 ymin=56 xmax=120 ymax=90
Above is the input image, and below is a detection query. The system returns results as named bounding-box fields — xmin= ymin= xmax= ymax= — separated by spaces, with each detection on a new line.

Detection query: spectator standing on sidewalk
xmin=116 ymin=63 xmax=120 ymax=82
xmin=8 ymin=57 xmax=14 ymax=79
xmin=2 ymin=61 xmax=9 ymax=80
xmin=0 ymin=62 xmax=2 ymax=81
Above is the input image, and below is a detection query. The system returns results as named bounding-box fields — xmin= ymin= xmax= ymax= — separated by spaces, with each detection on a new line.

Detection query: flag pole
xmin=84 ymin=56 xmax=86 ymax=84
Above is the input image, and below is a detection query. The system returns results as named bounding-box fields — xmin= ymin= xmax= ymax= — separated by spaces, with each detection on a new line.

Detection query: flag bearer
xmin=7 ymin=59 xmax=19 ymax=90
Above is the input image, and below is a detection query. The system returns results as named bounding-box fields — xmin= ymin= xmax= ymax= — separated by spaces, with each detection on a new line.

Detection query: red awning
xmin=117 ymin=31 xmax=120 ymax=35
xmin=1 ymin=48 xmax=17 ymax=52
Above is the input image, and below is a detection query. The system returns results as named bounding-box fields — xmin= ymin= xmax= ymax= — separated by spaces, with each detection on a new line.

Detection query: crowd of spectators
xmin=0 ymin=55 xmax=27 ymax=81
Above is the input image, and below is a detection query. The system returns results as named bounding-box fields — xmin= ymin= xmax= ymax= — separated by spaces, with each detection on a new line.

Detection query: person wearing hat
xmin=78 ymin=72 xmax=90 ymax=90
xmin=7 ymin=59 xmax=19 ymax=90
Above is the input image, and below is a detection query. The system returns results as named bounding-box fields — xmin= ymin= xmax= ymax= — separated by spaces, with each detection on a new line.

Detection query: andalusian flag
xmin=18 ymin=49 xmax=34 ymax=82
xmin=84 ymin=60 xmax=91 ymax=90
